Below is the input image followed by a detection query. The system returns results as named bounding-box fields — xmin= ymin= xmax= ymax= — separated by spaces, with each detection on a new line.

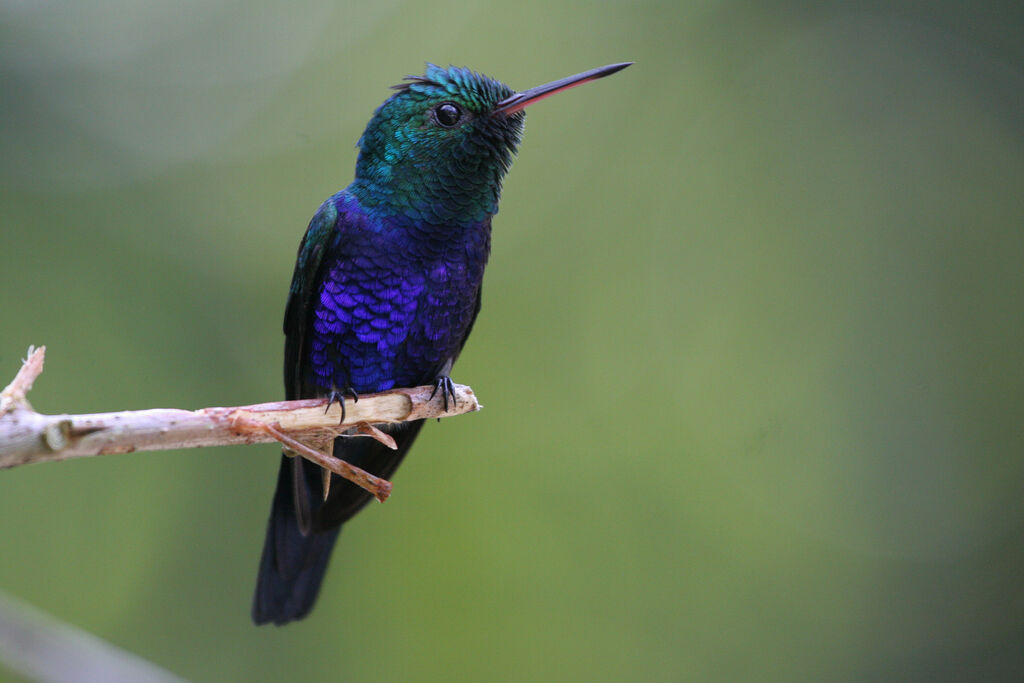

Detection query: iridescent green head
xmin=350 ymin=62 xmax=633 ymax=226
xmin=352 ymin=64 xmax=523 ymax=225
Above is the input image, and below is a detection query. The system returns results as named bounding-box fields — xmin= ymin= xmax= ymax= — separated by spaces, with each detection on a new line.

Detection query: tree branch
xmin=0 ymin=346 xmax=480 ymax=502
xmin=0 ymin=588 xmax=186 ymax=683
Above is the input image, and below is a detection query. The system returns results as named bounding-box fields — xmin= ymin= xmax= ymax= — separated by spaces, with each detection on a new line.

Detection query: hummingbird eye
xmin=433 ymin=102 xmax=463 ymax=128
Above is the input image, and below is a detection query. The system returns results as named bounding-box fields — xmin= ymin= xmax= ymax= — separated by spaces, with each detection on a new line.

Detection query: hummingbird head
xmin=353 ymin=64 xmax=523 ymax=225
xmin=352 ymin=62 xmax=633 ymax=226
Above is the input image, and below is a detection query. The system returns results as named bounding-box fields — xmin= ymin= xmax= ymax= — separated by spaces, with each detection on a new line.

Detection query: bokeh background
xmin=2 ymin=1 xmax=1023 ymax=680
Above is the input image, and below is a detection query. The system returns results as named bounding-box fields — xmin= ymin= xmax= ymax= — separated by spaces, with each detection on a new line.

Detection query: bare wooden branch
xmin=0 ymin=588 xmax=186 ymax=683
xmin=0 ymin=345 xmax=45 ymax=416
xmin=0 ymin=347 xmax=480 ymax=502
xmin=246 ymin=419 xmax=394 ymax=503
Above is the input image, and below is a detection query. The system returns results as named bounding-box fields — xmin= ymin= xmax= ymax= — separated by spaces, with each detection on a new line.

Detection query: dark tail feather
xmin=252 ymin=420 xmax=425 ymax=625
xmin=252 ymin=456 xmax=340 ymax=626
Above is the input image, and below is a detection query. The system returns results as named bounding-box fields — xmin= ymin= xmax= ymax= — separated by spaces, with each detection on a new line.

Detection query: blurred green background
xmin=2 ymin=0 xmax=1023 ymax=680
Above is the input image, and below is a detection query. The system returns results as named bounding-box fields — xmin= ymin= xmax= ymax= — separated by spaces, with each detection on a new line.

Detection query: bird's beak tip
xmin=493 ymin=61 xmax=634 ymax=117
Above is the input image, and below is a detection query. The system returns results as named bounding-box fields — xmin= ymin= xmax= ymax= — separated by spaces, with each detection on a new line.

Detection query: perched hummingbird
xmin=253 ymin=61 xmax=632 ymax=625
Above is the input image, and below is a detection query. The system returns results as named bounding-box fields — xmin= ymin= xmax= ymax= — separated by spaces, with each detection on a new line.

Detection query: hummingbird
xmin=252 ymin=61 xmax=632 ymax=625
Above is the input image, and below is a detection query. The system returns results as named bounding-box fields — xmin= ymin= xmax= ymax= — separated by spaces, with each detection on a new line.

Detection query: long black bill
xmin=492 ymin=62 xmax=633 ymax=116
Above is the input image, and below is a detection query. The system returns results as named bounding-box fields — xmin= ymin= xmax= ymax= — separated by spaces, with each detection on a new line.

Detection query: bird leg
xmin=429 ymin=376 xmax=458 ymax=412
xmin=325 ymin=386 xmax=359 ymax=424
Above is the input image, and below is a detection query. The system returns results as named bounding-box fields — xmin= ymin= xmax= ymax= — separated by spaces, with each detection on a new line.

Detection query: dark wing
xmin=283 ymin=199 xmax=341 ymax=402
xmin=254 ymin=199 xmax=345 ymax=625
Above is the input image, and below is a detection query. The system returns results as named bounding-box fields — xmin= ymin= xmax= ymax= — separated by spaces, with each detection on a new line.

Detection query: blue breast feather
xmin=306 ymin=192 xmax=490 ymax=394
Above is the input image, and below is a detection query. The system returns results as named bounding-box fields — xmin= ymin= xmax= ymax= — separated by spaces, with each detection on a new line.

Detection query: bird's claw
xmin=429 ymin=376 xmax=457 ymax=413
xmin=325 ymin=386 xmax=360 ymax=424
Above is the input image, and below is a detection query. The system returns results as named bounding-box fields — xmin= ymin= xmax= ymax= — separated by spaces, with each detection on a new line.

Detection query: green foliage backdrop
xmin=2 ymin=1 xmax=1022 ymax=680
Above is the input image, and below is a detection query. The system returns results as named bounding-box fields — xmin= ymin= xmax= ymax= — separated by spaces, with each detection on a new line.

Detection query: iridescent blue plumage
xmin=306 ymin=191 xmax=490 ymax=394
xmin=253 ymin=61 xmax=631 ymax=625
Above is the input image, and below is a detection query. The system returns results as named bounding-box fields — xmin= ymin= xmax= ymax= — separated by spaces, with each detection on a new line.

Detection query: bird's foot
xmin=325 ymin=386 xmax=360 ymax=424
xmin=429 ymin=376 xmax=457 ymax=413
